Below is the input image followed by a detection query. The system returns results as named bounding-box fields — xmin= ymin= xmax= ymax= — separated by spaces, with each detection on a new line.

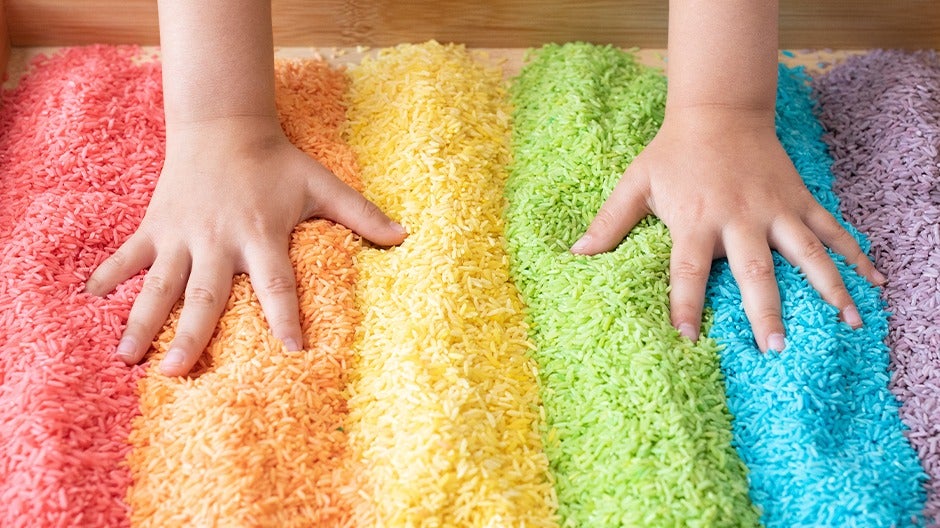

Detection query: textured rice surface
xmin=705 ymin=63 xmax=927 ymax=527
xmin=126 ymin=59 xmax=364 ymax=527
xmin=813 ymin=50 xmax=940 ymax=523
xmin=343 ymin=41 xmax=558 ymax=527
xmin=0 ymin=46 xmax=162 ymax=528
xmin=506 ymin=43 xmax=760 ymax=527
xmin=3 ymin=42 xmax=937 ymax=528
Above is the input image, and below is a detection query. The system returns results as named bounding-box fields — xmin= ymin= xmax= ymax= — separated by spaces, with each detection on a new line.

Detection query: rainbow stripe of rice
xmin=126 ymin=60 xmax=363 ymax=527
xmin=702 ymin=61 xmax=927 ymax=527
xmin=506 ymin=43 xmax=760 ymax=527
xmin=343 ymin=41 xmax=558 ymax=526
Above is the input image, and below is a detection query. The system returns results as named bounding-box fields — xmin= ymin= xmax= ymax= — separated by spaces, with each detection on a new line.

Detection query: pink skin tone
xmin=87 ymin=0 xmax=885 ymax=375
xmin=84 ymin=0 xmax=406 ymax=376
xmin=571 ymin=0 xmax=884 ymax=352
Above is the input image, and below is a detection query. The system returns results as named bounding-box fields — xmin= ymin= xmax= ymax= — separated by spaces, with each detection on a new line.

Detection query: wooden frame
xmin=0 ymin=0 xmax=10 ymax=81
xmin=3 ymin=0 xmax=939 ymax=50
xmin=0 ymin=1 xmax=937 ymax=84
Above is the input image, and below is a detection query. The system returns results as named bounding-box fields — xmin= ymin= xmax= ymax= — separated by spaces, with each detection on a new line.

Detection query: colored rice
xmin=704 ymin=63 xmax=926 ymax=526
xmin=343 ymin=41 xmax=558 ymax=527
xmin=813 ymin=50 xmax=940 ymax=523
xmin=2 ymin=41 xmax=938 ymax=528
xmin=506 ymin=42 xmax=760 ymax=527
xmin=0 ymin=46 xmax=162 ymax=528
xmin=126 ymin=59 xmax=362 ymax=526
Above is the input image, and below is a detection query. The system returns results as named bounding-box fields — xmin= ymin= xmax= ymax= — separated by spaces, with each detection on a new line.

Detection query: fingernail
xmin=678 ymin=323 xmax=698 ymax=341
xmin=766 ymin=333 xmax=786 ymax=352
xmin=161 ymin=348 xmax=186 ymax=374
xmin=570 ymin=235 xmax=592 ymax=254
xmin=115 ymin=337 xmax=137 ymax=362
xmin=283 ymin=338 xmax=302 ymax=351
xmin=842 ymin=305 xmax=863 ymax=329
xmin=391 ymin=222 xmax=408 ymax=236
xmin=871 ymin=269 xmax=887 ymax=285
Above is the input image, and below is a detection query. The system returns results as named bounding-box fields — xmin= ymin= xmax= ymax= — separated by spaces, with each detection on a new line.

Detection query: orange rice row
xmin=126 ymin=60 xmax=365 ymax=527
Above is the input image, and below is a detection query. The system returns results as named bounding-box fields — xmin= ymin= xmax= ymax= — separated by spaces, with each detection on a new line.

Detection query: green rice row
xmin=505 ymin=43 xmax=761 ymax=527
xmin=343 ymin=42 xmax=558 ymax=527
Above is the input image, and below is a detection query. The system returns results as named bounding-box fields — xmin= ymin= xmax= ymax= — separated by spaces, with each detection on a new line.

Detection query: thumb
xmin=571 ymin=168 xmax=650 ymax=255
xmin=308 ymin=169 xmax=408 ymax=247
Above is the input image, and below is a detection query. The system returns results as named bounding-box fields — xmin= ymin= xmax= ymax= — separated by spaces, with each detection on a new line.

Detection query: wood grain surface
xmin=4 ymin=0 xmax=939 ymax=49
xmin=2 ymin=46 xmax=867 ymax=92
xmin=0 ymin=0 xmax=10 ymax=81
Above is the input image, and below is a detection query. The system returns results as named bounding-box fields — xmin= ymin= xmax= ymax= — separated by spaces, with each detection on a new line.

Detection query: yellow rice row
xmin=342 ymin=42 xmax=559 ymax=527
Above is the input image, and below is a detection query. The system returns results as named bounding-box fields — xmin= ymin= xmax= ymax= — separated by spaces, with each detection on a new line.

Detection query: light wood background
xmin=3 ymin=0 xmax=939 ymax=49
xmin=0 ymin=1 xmax=937 ymax=83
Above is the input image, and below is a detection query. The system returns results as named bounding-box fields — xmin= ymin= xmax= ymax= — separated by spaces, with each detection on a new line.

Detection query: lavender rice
xmin=814 ymin=49 xmax=940 ymax=523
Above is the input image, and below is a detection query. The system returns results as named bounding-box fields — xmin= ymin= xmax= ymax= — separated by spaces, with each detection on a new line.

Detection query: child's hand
xmin=571 ymin=108 xmax=884 ymax=352
xmin=85 ymin=117 xmax=406 ymax=375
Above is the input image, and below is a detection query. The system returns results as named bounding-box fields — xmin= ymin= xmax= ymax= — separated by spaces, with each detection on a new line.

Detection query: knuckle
xmin=123 ymin=320 xmax=153 ymax=340
xmin=201 ymin=228 xmax=226 ymax=247
xmin=244 ymin=213 xmax=280 ymax=240
xmin=727 ymin=192 xmax=756 ymax=218
xmin=185 ymin=286 xmax=218 ymax=307
xmin=675 ymin=197 xmax=706 ymax=225
xmin=590 ymin=207 xmax=617 ymax=233
xmin=850 ymin=247 xmax=869 ymax=264
xmin=141 ymin=274 xmax=175 ymax=299
xmin=799 ymin=238 xmax=828 ymax=262
xmin=671 ymin=259 xmax=710 ymax=282
xmin=669 ymin=301 xmax=701 ymax=323
xmin=262 ymin=274 xmax=297 ymax=296
xmin=739 ymin=258 xmax=775 ymax=282
xmin=830 ymin=226 xmax=856 ymax=246
xmin=170 ymin=332 xmax=199 ymax=352
xmin=84 ymin=274 xmax=104 ymax=295
xmin=852 ymin=255 xmax=875 ymax=275
xmin=268 ymin=314 xmax=300 ymax=332
xmin=106 ymin=246 xmax=131 ymax=271
xmin=754 ymin=309 xmax=783 ymax=328
xmin=358 ymin=198 xmax=384 ymax=222
xmin=824 ymin=284 xmax=852 ymax=306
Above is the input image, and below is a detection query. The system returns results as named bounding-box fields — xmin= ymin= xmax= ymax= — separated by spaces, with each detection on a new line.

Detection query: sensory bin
xmin=0 ymin=42 xmax=937 ymax=527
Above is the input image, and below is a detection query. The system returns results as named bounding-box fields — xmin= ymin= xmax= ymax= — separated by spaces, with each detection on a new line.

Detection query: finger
xmin=161 ymin=257 xmax=234 ymax=376
xmin=804 ymin=205 xmax=885 ymax=286
xmin=724 ymin=231 xmax=785 ymax=352
xmin=771 ymin=217 xmax=862 ymax=329
xmin=571 ymin=168 xmax=649 ymax=255
xmin=309 ymin=166 xmax=407 ymax=247
xmin=116 ymin=250 xmax=189 ymax=365
xmin=85 ymin=233 xmax=156 ymax=296
xmin=246 ymin=242 xmax=303 ymax=351
xmin=669 ymin=231 xmax=717 ymax=341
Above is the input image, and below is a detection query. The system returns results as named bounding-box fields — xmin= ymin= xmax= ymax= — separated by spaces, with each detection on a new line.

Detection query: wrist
xmin=662 ymin=103 xmax=776 ymax=135
xmin=165 ymin=114 xmax=285 ymax=152
xmin=166 ymin=113 xmax=281 ymax=133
